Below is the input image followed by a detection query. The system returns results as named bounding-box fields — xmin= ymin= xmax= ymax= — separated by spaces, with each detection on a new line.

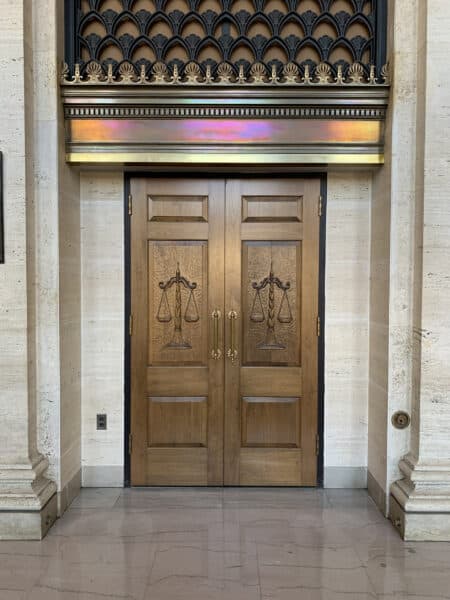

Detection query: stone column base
xmin=390 ymin=494 xmax=450 ymax=541
xmin=0 ymin=455 xmax=58 ymax=540
xmin=390 ymin=454 xmax=450 ymax=541
xmin=0 ymin=494 xmax=57 ymax=540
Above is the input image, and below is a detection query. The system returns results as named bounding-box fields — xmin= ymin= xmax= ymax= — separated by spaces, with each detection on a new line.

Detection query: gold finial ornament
xmin=270 ymin=64 xmax=279 ymax=84
xmin=303 ymin=64 xmax=312 ymax=84
xmin=335 ymin=64 xmax=345 ymax=85
xmin=237 ymin=64 xmax=246 ymax=84
xmin=138 ymin=64 xmax=148 ymax=84
xmin=204 ymin=64 xmax=213 ymax=84
xmin=73 ymin=63 xmax=81 ymax=83
xmin=106 ymin=63 xmax=115 ymax=84
xmin=170 ymin=63 xmax=181 ymax=84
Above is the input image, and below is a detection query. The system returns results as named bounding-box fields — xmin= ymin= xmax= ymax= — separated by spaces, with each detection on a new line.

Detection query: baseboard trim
xmin=323 ymin=466 xmax=367 ymax=488
xmin=58 ymin=469 xmax=81 ymax=516
xmin=82 ymin=465 xmax=124 ymax=487
xmin=367 ymin=470 xmax=387 ymax=515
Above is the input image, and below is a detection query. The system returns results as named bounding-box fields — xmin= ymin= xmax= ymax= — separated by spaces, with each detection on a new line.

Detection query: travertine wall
xmin=80 ymin=173 xmax=124 ymax=486
xmin=325 ymin=173 xmax=371 ymax=487
xmin=79 ymin=172 xmax=372 ymax=486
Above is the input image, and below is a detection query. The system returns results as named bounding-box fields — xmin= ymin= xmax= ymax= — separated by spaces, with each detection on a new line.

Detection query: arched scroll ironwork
xmin=63 ymin=0 xmax=388 ymax=85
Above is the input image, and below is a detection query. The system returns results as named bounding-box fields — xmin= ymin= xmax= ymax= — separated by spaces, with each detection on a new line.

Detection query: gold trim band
xmin=66 ymin=152 xmax=384 ymax=165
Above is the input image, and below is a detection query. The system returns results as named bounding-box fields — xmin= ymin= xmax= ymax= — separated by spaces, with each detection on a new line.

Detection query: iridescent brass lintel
xmin=62 ymin=86 xmax=388 ymax=166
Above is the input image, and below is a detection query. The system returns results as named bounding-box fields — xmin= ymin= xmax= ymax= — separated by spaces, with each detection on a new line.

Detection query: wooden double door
xmin=130 ymin=178 xmax=320 ymax=486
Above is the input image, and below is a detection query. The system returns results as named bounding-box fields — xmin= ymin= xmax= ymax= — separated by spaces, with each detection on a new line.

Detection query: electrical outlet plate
xmin=96 ymin=414 xmax=107 ymax=430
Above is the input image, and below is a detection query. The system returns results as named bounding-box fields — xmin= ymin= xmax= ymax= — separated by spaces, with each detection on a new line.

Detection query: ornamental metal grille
xmin=64 ymin=0 xmax=388 ymax=85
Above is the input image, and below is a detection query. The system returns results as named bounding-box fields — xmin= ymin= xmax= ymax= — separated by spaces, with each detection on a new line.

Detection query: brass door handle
xmin=227 ymin=310 xmax=238 ymax=364
xmin=211 ymin=309 xmax=222 ymax=360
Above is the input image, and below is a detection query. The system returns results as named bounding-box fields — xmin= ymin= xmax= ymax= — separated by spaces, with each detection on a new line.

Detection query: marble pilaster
xmin=390 ymin=0 xmax=450 ymax=541
xmin=0 ymin=0 xmax=57 ymax=539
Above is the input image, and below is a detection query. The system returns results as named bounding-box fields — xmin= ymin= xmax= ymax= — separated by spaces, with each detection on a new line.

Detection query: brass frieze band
xmin=62 ymin=60 xmax=390 ymax=88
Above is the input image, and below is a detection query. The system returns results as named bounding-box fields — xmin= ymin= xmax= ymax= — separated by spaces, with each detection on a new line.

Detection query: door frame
xmin=123 ymin=172 xmax=327 ymax=487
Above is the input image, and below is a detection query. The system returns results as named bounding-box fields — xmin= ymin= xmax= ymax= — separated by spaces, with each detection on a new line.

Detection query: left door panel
xmin=130 ymin=179 xmax=225 ymax=485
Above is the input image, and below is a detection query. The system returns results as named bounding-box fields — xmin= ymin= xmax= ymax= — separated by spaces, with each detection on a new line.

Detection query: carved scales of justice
xmin=250 ymin=262 xmax=293 ymax=350
xmin=156 ymin=262 xmax=199 ymax=349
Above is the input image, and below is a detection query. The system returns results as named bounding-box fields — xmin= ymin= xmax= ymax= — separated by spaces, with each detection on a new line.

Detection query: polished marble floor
xmin=1 ymin=488 xmax=450 ymax=599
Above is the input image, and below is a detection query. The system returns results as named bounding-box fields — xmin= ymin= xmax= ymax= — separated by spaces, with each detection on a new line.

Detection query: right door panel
xmin=224 ymin=179 xmax=320 ymax=486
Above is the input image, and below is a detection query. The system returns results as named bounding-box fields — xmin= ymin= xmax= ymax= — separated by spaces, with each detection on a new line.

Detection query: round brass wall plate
xmin=391 ymin=411 xmax=411 ymax=430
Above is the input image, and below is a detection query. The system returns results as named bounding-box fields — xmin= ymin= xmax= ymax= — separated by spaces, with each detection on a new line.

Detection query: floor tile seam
xmin=258 ymin=580 xmax=378 ymax=596
xmin=258 ymin=563 xmax=366 ymax=571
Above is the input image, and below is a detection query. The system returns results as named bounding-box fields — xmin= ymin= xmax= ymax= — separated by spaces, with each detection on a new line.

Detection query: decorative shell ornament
xmin=381 ymin=62 xmax=390 ymax=85
xmin=119 ymin=62 xmax=135 ymax=83
xmin=348 ymin=62 xmax=365 ymax=84
xmin=184 ymin=62 xmax=201 ymax=83
xmin=316 ymin=62 xmax=332 ymax=84
xmin=86 ymin=61 xmax=104 ymax=83
xmin=152 ymin=61 xmax=168 ymax=83
xmin=250 ymin=62 xmax=267 ymax=83
xmin=61 ymin=62 xmax=69 ymax=83
xmin=217 ymin=62 xmax=234 ymax=83
xmin=282 ymin=62 xmax=299 ymax=83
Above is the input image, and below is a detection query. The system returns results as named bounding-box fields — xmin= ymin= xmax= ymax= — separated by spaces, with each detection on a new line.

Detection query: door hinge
xmin=317 ymin=316 xmax=321 ymax=337
xmin=128 ymin=193 xmax=133 ymax=216
xmin=318 ymin=195 xmax=323 ymax=217
xmin=129 ymin=314 xmax=133 ymax=336
xmin=316 ymin=434 xmax=320 ymax=456
xmin=128 ymin=433 xmax=133 ymax=455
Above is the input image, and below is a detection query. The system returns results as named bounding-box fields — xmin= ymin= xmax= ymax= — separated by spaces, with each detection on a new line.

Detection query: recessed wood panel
xmin=242 ymin=241 xmax=301 ymax=366
xmin=241 ymin=366 xmax=302 ymax=396
xmin=148 ymin=195 xmax=208 ymax=222
xmin=241 ymin=397 xmax=300 ymax=447
xmin=242 ymin=196 xmax=303 ymax=223
xmin=146 ymin=448 xmax=208 ymax=486
xmin=148 ymin=397 xmax=207 ymax=447
xmin=147 ymin=366 xmax=208 ymax=396
xmin=148 ymin=241 xmax=207 ymax=366
xmin=239 ymin=448 xmax=302 ymax=486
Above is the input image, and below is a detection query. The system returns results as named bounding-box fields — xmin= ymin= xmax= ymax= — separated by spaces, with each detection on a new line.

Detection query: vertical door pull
xmin=227 ymin=310 xmax=238 ymax=364
xmin=211 ymin=309 xmax=222 ymax=360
